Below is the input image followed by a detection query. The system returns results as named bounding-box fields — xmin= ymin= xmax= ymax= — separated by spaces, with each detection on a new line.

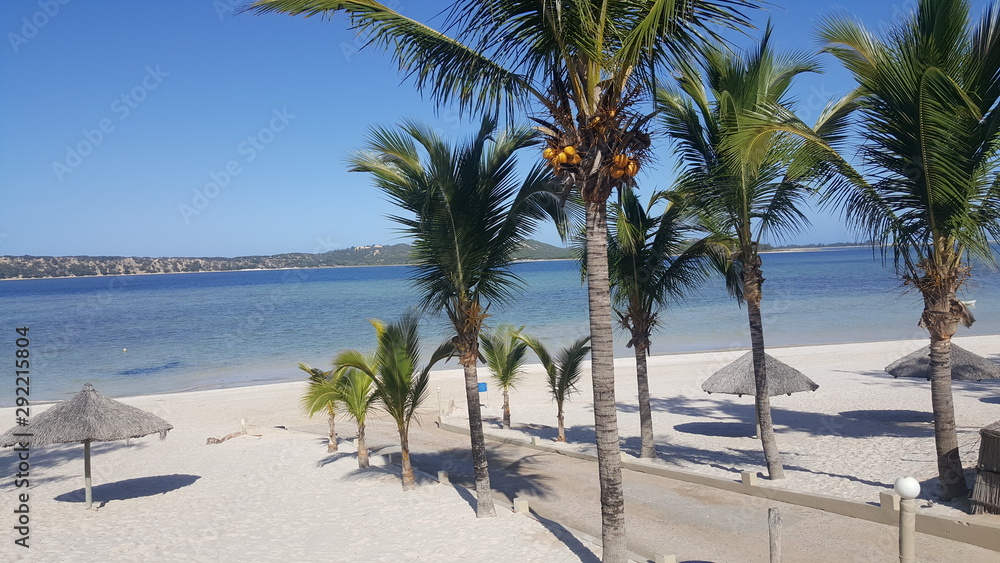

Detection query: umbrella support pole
xmin=84 ymin=440 xmax=92 ymax=509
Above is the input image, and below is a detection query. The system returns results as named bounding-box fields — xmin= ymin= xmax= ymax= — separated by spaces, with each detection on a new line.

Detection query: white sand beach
xmin=2 ymin=336 xmax=999 ymax=561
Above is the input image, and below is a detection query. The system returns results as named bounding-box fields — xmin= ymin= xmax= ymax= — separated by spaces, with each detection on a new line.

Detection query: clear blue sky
xmin=0 ymin=0 xmax=990 ymax=257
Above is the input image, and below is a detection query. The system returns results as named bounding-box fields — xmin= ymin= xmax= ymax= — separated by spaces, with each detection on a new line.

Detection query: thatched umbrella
xmin=972 ymin=420 xmax=1000 ymax=515
xmin=701 ymin=352 xmax=819 ymax=397
xmin=885 ymin=345 xmax=1000 ymax=381
xmin=0 ymin=384 xmax=172 ymax=508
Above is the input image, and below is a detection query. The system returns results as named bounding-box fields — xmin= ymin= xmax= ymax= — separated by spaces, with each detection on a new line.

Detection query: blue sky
xmin=0 ymin=0 xmax=990 ymax=257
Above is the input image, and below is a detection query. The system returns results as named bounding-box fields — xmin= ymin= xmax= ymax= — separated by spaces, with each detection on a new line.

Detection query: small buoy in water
xmin=123 ymin=348 xmax=128 ymax=353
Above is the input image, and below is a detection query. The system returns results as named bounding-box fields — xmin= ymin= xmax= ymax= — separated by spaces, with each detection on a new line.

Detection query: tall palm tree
xmin=818 ymin=0 xmax=1000 ymax=499
xmin=347 ymin=117 xmax=565 ymax=517
xmin=243 ymin=3 xmax=760 ymax=557
xmin=333 ymin=314 xmax=452 ymax=490
xmin=519 ymin=334 xmax=592 ymax=443
xmin=657 ymin=26 xmax=845 ymax=479
xmin=606 ymin=187 xmax=728 ymax=458
xmin=480 ymin=324 xmax=529 ymax=430
xmin=298 ymin=362 xmax=339 ymax=452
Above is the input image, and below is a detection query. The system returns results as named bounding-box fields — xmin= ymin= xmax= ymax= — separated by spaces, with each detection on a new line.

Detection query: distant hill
xmin=0 ymin=239 xmax=574 ymax=280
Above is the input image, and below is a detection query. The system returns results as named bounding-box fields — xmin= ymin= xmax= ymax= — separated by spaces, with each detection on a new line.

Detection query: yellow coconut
xmin=569 ymin=153 xmax=582 ymax=165
xmin=613 ymin=154 xmax=629 ymax=168
xmin=563 ymin=145 xmax=577 ymax=156
xmin=625 ymin=160 xmax=640 ymax=177
xmin=542 ymin=147 xmax=556 ymax=160
xmin=610 ymin=167 xmax=625 ymax=179
xmin=554 ymin=152 xmax=569 ymax=165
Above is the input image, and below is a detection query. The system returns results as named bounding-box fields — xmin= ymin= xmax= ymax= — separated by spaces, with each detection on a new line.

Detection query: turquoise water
xmin=2 ymin=248 xmax=998 ymax=404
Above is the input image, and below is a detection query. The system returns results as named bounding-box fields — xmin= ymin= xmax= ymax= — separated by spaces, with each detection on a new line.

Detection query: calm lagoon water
xmin=2 ymin=247 xmax=999 ymax=404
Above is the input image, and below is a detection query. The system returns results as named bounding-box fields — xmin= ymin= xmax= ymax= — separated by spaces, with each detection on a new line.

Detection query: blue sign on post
xmin=477 ymin=382 xmax=487 ymax=392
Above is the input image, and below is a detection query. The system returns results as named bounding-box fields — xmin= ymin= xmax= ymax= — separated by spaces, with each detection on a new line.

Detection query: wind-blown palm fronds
xmin=480 ymin=324 xmax=529 ymax=430
xmin=298 ymin=362 xmax=339 ymax=452
xmin=657 ymin=25 xmax=845 ymax=480
xmin=349 ymin=116 xmax=564 ymax=516
xmin=519 ymin=334 xmax=591 ymax=443
xmin=606 ymin=187 xmax=728 ymax=458
xmin=300 ymin=360 xmax=377 ymax=466
xmin=333 ymin=313 xmax=452 ymax=490
xmin=819 ymin=0 xmax=1000 ymax=499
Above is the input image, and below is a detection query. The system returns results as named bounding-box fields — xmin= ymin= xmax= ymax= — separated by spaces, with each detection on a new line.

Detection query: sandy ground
xmin=445 ymin=334 xmax=1000 ymax=518
xmin=1 ymin=336 xmax=998 ymax=561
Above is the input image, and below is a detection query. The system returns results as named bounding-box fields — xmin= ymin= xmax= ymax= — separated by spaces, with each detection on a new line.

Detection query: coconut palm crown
xmin=818 ymin=0 xmax=1000 ymax=499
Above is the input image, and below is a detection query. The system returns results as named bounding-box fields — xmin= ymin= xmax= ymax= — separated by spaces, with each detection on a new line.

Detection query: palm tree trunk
xmin=633 ymin=339 xmax=656 ymax=458
xmin=462 ymin=361 xmax=497 ymax=517
xmin=744 ymin=261 xmax=784 ymax=480
xmin=326 ymin=407 xmax=338 ymax=453
xmin=502 ymin=387 xmax=511 ymax=430
xmin=357 ymin=421 xmax=369 ymax=469
xmin=922 ymin=289 xmax=970 ymax=499
xmin=557 ymin=402 xmax=566 ymax=442
xmin=585 ymin=200 xmax=627 ymax=563
xmin=399 ymin=426 xmax=414 ymax=491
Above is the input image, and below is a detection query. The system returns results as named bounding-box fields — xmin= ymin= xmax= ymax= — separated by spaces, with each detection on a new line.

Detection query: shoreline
xmin=2 ymin=335 xmax=999 ymax=561
xmin=9 ymin=332 xmax=998 ymax=405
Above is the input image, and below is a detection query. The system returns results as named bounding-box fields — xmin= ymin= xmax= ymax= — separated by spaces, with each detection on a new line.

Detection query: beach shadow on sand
xmin=650 ymin=397 xmax=935 ymax=440
xmin=408 ymin=445 xmax=557 ymax=504
xmin=54 ymin=474 xmax=200 ymax=507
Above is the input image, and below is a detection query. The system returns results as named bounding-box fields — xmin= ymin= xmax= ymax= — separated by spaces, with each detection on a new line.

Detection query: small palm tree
xmin=606 ymin=187 xmax=728 ymax=458
xmin=334 ymin=313 xmax=452 ymax=490
xmin=818 ymin=0 xmax=1000 ymax=499
xmin=298 ymin=362 xmax=338 ymax=452
xmin=520 ymin=334 xmax=592 ymax=443
xmin=348 ymin=117 xmax=564 ymax=516
xmin=480 ymin=324 xmax=529 ymax=430
xmin=335 ymin=366 xmax=377 ymax=468
xmin=300 ymin=362 xmax=377 ymax=467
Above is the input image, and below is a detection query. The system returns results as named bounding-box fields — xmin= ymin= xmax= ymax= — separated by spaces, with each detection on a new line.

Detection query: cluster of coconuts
xmin=543 ymin=145 xmax=583 ymax=173
xmin=610 ymin=154 xmax=640 ymax=179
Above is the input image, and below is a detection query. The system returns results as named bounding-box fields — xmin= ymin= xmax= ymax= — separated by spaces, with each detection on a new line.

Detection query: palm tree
xmin=298 ymin=362 xmax=339 ymax=452
xmin=657 ymin=27 xmax=845 ymax=479
xmin=347 ymin=117 xmax=565 ymax=517
xmin=818 ymin=0 xmax=1000 ymax=499
xmin=519 ymin=334 xmax=592 ymax=443
xmin=335 ymin=366 xmax=378 ymax=468
xmin=480 ymin=324 xmax=529 ymax=430
xmin=333 ymin=313 xmax=452 ymax=490
xmin=244 ymin=2 xmax=760 ymax=557
xmin=606 ymin=187 xmax=728 ymax=458
xmin=300 ymin=362 xmax=377 ymax=467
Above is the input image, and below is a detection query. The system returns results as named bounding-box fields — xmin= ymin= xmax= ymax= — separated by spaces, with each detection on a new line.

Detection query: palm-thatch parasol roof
xmin=0 ymin=383 xmax=172 ymax=508
xmin=885 ymin=345 xmax=1000 ymax=381
xmin=701 ymin=352 xmax=819 ymax=397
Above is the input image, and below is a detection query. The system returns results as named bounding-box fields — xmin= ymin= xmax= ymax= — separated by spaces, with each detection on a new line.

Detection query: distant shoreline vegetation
xmin=0 ymin=240 xmax=577 ymax=280
xmin=0 ymin=240 xmax=869 ymax=280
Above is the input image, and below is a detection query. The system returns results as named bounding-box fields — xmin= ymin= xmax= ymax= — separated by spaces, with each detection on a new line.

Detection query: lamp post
xmin=894 ymin=476 xmax=920 ymax=563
